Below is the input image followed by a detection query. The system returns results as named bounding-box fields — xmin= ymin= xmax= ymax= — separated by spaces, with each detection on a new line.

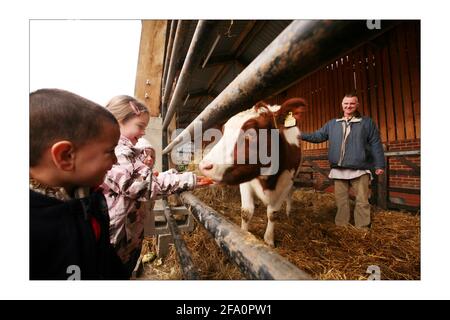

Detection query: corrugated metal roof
xmin=165 ymin=20 xmax=293 ymax=127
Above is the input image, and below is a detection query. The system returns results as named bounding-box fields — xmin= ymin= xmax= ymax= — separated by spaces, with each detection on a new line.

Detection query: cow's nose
xmin=199 ymin=160 xmax=213 ymax=173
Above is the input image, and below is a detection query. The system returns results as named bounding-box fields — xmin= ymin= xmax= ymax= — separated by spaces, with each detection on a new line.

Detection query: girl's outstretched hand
xmin=196 ymin=175 xmax=214 ymax=187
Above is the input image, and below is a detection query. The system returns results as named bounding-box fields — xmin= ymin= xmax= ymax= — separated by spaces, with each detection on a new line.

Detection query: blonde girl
xmin=102 ymin=95 xmax=211 ymax=276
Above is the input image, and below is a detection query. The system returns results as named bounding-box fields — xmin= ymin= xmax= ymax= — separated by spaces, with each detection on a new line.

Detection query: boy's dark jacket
xmin=30 ymin=189 xmax=128 ymax=280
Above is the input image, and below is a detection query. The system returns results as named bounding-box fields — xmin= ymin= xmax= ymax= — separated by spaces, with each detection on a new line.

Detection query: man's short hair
xmin=344 ymin=92 xmax=359 ymax=100
xmin=30 ymin=88 xmax=118 ymax=166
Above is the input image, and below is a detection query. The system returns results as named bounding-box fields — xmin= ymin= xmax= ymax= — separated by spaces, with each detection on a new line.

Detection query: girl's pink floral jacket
xmin=102 ymin=136 xmax=196 ymax=264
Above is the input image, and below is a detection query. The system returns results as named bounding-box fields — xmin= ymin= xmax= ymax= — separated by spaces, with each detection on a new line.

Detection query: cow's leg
xmin=285 ymin=187 xmax=293 ymax=218
xmin=265 ymin=176 xmax=294 ymax=247
xmin=264 ymin=205 xmax=278 ymax=247
xmin=239 ymin=182 xmax=254 ymax=232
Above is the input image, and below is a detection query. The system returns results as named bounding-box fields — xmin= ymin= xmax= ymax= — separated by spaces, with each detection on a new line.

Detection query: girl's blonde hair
xmin=105 ymin=95 xmax=149 ymax=124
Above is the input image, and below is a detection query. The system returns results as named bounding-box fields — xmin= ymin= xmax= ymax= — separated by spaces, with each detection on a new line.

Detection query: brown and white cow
xmin=199 ymin=98 xmax=307 ymax=247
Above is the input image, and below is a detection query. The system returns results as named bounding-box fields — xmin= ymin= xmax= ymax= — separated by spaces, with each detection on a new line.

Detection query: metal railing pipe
xmin=162 ymin=20 xmax=219 ymax=130
xmin=161 ymin=20 xmax=190 ymax=118
xmin=161 ymin=20 xmax=178 ymax=99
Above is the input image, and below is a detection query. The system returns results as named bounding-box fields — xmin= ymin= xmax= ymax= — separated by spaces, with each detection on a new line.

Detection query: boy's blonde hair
xmin=105 ymin=95 xmax=149 ymax=124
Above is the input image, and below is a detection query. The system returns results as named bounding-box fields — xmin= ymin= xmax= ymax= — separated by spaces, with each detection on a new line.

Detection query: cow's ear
xmin=278 ymin=98 xmax=307 ymax=124
xmin=280 ymin=98 xmax=307 ymax=111
xmin=255 ymin=101 xmax=270 ymax=113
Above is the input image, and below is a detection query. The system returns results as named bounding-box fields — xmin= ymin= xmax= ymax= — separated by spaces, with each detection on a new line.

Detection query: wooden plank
xmin=307 ymin=75 xmax=314 ymax=150
xmin=387 ymin=203 xmax=420 ymax=212
xmin=322 ymin=66 xmax=330 ymax=150
xmin=318 ymin=68 xmax=325 ymax=149
xmin=380 ymin=33 xmax=397 ymax=142
xmin=337 ymin=58 xmax=345 ymax=112
xmin=360 ymin=46 xmax=371 ymax=118
xmin=338 ymin=57 xmax=345 ymax=97
xmin=327 ymin=64 xmax=336 ymax=120
xmin=314 ymin=69 xmax=321 ymax=149
xmin=332 ymin=59 xmax=341 ymax=119
xmin=304 ymin=160 xmax=330 ymax=177
xmin=342 ymin=56 xmax=349 ymax=92
xmin=303 ymin=76 xmax=309 ymax=150
xmin=405 ymin=21 xmax=421 ymax=139
xmin=135 ymin=20 xmax=168 ymax=117
xmin=326 ymin=65 xmax=335 ymax=124
xmin=354 ymin=48 xmax=366 ymax=116
xmin=309 ymin=73 xmax=316 ymax=150
xmin=396 ymin=156 xmax=420 ymax=173
xmin=397 ymin=24 xmax=415 ymax=140
xmin=344 ymin=54 xmax=355 ymax=94
xmin=374 ymin=40 xmax=388 ymax=142
xmin=312 ymin=72 xmax=319 ymax=150
xmin=388 ymin=187 xmax=420 ymax=195
xmin=389 ymin=28 xmax=406 ymax=141
xmin=324 ymin=67 xmax=331 ymax=125
xmin=297 ymin=82 xmax=305 ymax=132
xmin=366 ymin=44 xmax=379 ymax=125
xmin=323 ymin=66 xmax=330 ymax=148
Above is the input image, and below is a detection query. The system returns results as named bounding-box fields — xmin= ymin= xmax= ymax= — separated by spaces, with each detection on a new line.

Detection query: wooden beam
xmin=303 ymin=160 xmax=330 ymax=178
xmin=388 ymin=203 xmax=420 ymax=213
xmin=388 ymin=187 xmax=420 ymax=194
xmin=396 ymin=156 xmax=420 ymax=173
xmin=135 ymin=20 xmax=167 ymax=117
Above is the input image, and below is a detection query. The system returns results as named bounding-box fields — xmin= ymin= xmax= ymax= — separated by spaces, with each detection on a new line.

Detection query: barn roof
xmin=163 ymin=20 xmax=292 ymax=128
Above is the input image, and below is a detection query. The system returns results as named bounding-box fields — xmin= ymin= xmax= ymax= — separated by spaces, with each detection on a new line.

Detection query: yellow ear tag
xmin=284 ymin=112 xmax=296 ymax=128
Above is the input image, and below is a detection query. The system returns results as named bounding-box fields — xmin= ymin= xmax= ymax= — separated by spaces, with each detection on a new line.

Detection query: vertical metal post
xmin=162 ymin=200 xmax=200 ymax=280
xmin=161 ymin=20 xmax=178 ymax=99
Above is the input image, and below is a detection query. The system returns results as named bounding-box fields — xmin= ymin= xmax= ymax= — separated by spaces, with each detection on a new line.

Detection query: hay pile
xmin=138 ymin=238 xmax=181 ymax=280
xmin=140 ymin=185 xmax=420 ymax=280
xmin=188 ymin=185 xmax=420 ymax=280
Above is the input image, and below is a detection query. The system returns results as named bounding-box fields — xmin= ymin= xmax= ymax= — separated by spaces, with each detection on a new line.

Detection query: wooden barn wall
xmin=267 ymin=21 xmax=420 ymax=146
xmin=266 ymin=21 xmax=420 ymax=210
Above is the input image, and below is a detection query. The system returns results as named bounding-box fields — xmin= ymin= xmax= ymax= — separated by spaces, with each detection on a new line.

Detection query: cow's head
xmin=199 ymin=98 xmax=306 ymax=185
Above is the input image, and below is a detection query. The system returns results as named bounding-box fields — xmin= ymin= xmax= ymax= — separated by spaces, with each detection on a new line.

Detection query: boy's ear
xmin=50 ymin=141 xmax=76 ymax=171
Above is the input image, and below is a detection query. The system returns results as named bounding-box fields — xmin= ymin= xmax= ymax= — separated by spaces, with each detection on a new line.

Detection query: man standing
xmin=299 ymin=93 xmax=385 ymax=229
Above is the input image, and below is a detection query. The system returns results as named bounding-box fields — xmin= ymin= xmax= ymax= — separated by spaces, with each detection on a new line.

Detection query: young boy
xmin=30 ymin=88 xmax=127 ymax=280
